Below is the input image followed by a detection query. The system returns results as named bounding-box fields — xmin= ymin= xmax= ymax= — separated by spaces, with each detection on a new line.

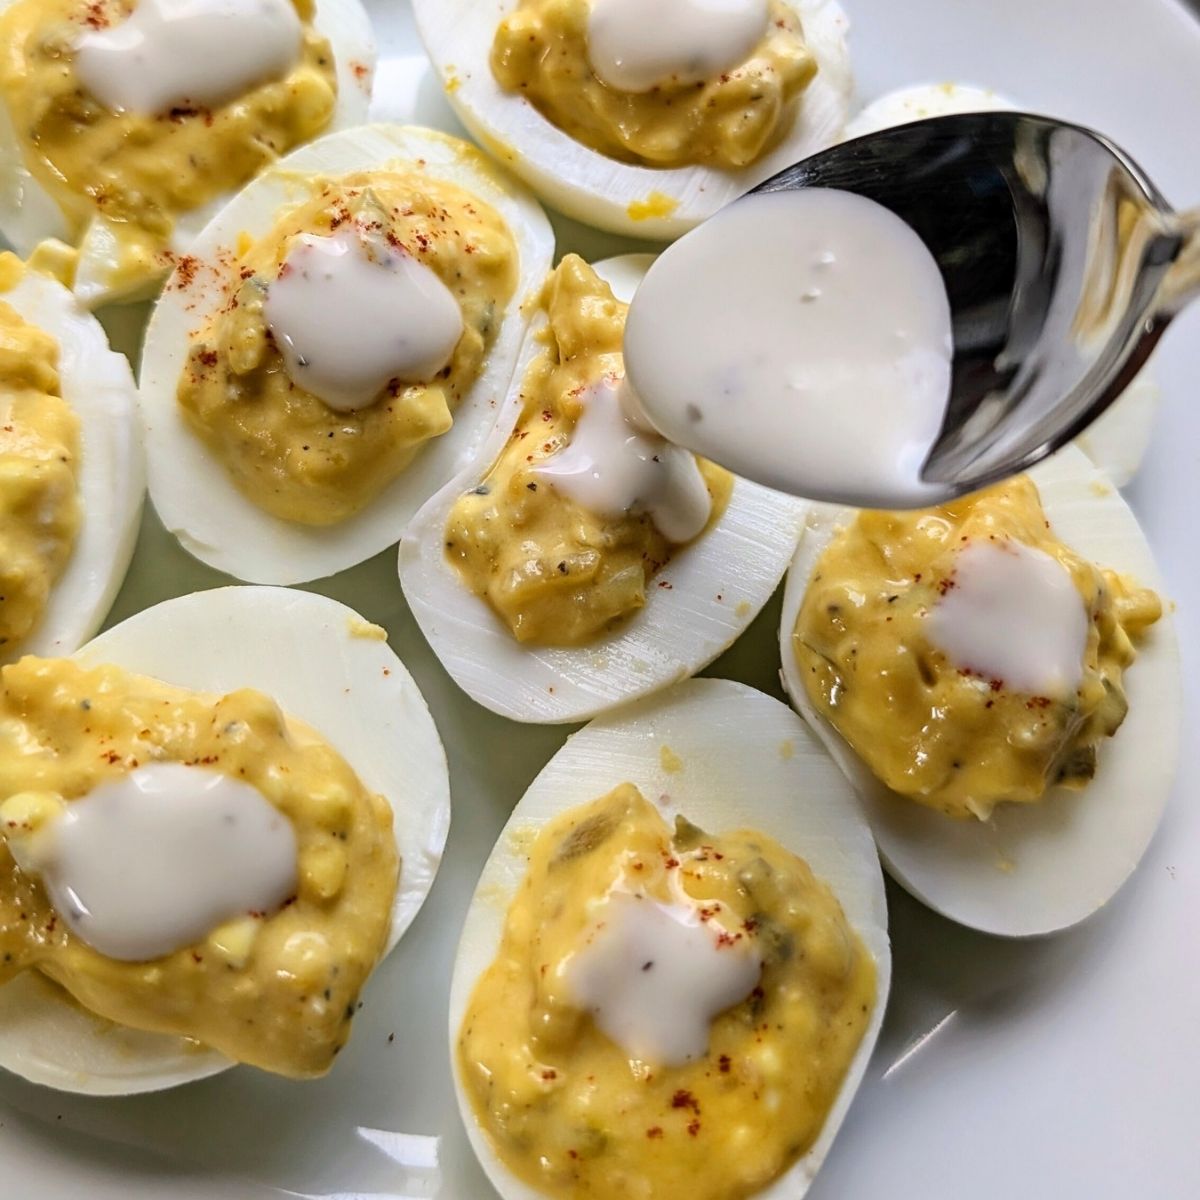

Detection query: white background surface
xmin=1 ymin=1 xmax=1198 ymax=1197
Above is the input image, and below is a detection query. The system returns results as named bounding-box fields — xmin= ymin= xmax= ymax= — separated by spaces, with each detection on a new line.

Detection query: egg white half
xmin=779 ymin=443 xmax=1181 ymax=937
xmin=413 ymin=0 xmax=853 ymax=239
xmin=843 ymin=81 xmax=1162 ymax=488
xmin=0 ymin=585 xmax=451 ymax=1094
xmin=842 ymin=81 xmax=1017 ymax=138
xmin=0 ymin=0 xmax=377 ymax=307
xmin=138 ymin=123 xmax=555 ymax=586
xmin=1075 ymin=368 xmax=1160 ymax=489
xmin=398 ymin=254 xmax=808 ymax=723
xmin=450 ymin=677 xmax=890 ymax=1200
xmin=0 ymin=266 xmax=143 ymax=664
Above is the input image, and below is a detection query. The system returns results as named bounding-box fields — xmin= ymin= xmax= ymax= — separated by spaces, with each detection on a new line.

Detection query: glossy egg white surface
xmin=0 ymin=585 xmax=450 ymax=1095
xmin=0 ymin=0 xmax=378 ymax=308
xmin=1073 ymin=353 xmax=1161 ymax=489
xmin=842 ymin=81 xmax=1162 ymax=489
xmin=842 ymin=81 xmax=1016 ymax=137
xmin=399 ymin=254 xmax=808 ymax=723
xmin=0 ymin=266 xmax=143 ymax=664
xmin=412 ymin=0 xmax=853 ymax=239
xmin=779 ymin=444 xmax=1180 ymax=937
xmin=450 ymin=677 xmax=891 ymax=1200
xmin=138 ymin=123 xmax=554 ymax=587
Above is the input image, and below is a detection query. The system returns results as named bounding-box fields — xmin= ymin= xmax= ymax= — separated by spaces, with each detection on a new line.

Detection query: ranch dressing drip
xmin=623 ymin=189 xmax=954 ymax=508
xmin=264 ymin=227 xmax=465 ymax=413
xmin=535 ymin=376 xmax=713 ymax=542
xmin=10 ymin=763 xmax=298 ymax=962
xmin=587 ymin=0 xmax=769 ymax=93
xmin=74 ymin=0 xmax=303 ymax=116
xmin=927 ymin=538 xmax=1089 ymax=697
xmin=564 ymin=888 xmax=762 ymax=1066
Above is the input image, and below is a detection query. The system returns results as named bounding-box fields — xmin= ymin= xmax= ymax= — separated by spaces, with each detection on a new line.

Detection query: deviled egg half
xmin=0 ymin=252 xmax=142 ymax=664
xmin=413 ymin=0 xmax=853 ymax=239
xmin=780 ymin=444 xmax=1180 ymax=936
xmin=139 ymin=123 xmax=554 ymax=585
xmin=843 ymin=81 xmax=1162 ymax=488
xmin=399 ymin=254 xmax=807 ymax=723
xmin=0 ymin=0 xmax=376 ymax=307
xmin=0 ymin=586 xmax=450 ymax=1095
xmin=451 ymin=677 xmax=890 ymax=1200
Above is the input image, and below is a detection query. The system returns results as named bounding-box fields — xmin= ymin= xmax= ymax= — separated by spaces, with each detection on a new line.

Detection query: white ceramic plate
xmin=1 ymin=2 xmax=1198 ymax=1197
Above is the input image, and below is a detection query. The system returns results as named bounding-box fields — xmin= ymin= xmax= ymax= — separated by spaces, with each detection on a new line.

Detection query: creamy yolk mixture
xmin=445 ymin=255 xmax=731 ymax=646
xmin=0 ymin=271 xmax=81 ymax=651
xmin=0 ymin=0 xmax=338 ymax=297
xmin=491 ymin=0 xmax=815 ymax=169
xmin=0 ymin=657 xmax=398 ymax=1078
xmin=177 ymin=170 xmax=517 ymax=526
xmin=458 ymin=784 xmax=875 ymax=1200
xmin=793 ymin=477 xmax=1162 ymax=819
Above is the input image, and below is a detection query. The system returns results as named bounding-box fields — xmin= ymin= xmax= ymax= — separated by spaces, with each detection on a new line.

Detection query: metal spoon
xmin=744 ymin=111 xmax=1200 ymax=501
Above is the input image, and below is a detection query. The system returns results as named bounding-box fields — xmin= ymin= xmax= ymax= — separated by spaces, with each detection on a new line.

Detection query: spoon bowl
xmin=750 ymin=111 xmax=1199 ymax=500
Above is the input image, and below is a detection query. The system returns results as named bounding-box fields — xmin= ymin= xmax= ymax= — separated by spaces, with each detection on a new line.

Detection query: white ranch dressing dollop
xmin=264 ymin=228 xmax=465 ymax=413
xmin=623 ymin=188 xmax=954 ymax=507
xmin=564 ymin=888 xmax=761 ymax=1066
xmin=926 ymin=538 xmax=1089 ymax=697
xmin=534 ymin=376 xmax=712 ymax=542
xmin=74 ymin=0 xmax=304 ymax=117
xmin=10 ymin=763 xmax=298 ymax=962
xmin=587 ymin=0 xmax=769 ymax=93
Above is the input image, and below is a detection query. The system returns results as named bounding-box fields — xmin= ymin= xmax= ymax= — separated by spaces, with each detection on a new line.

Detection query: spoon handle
xmin=1160 ymin=206 xmax=1200 ymax=315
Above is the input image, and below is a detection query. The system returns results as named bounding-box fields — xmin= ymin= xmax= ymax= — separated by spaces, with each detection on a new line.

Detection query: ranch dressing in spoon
xmin=623 ymin=188 xmax=954 ymax=508
xmin=75 ymin=0 xmax=304 ymax=117
xmin=587 ymin=0 xmax=769 ymax=93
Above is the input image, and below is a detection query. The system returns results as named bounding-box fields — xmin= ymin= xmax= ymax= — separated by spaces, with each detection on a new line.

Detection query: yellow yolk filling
xmin=445 ymin=255 xmax=731 ymax=646
xmin=793 ymin=477 xmax=1162 ymax=819
xmin=458 ymin=784 xmax=875 ymax=1200
xmin=0 ymin=0 xmax=338 ymax=298
xmin=0 ymin=284 xmax=81 ymax=652
xmin=491 ymin=0 xmax=816 ymax=169
xmin=0 ymin=657 xmax=398 ymax=1079
xmin=176 ymin=168 xmax=518 ymax=526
